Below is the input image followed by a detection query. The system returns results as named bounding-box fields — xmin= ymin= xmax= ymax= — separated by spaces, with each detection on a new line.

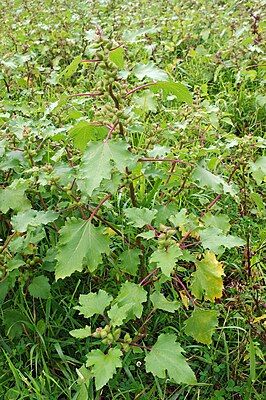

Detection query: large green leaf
xmin=86 ymin=347 xmax=122 ymax=390
xmin=0 ymin=184 xmax=31 ymax=213
xmin=124 ymin=207 xmax=158 ymax=228
xmin=77 ymin=140 xmax=136 ymax=196
xmin=184 ymin=308 xmax=219 ymax=345
xmin=69 ymin=121 xmax=108 ymax=151
xmin=123 ymin=27 xmax=159 ymax=42
xmin=193 ymin=166 xmax=236 ymax=195
xmin=118 ymin=248 xmax=142 ymax=275
xmin=150 ymin=81 xmax=193 ymax=105
xmin=133 ymin=90 xmax=158 ymax=113
xmin=108 ymin=282 xmax=147 ymax=326
xmin=150 ymin=245 xmax=182 ymax=276
xmin=110 ymin=47 xmax=124 ymax=68
xmin=55 ymin=218 xmax=110 ymax=280
xmin=133 ymin=62 xmax=168 ymax=81
xmin=59 ymin=55 xmax=82 ymax=79
xmin=200 ymin=227 xmax=246 ymax=254
xmin=11 ymin=210 xmax=58 ymax=232
xmin=150 ymin=291 xmax=180 ymax=313
xmin=28 ymin=275 xmax=51 ymax=299
xmin=191 ymin=251 xmax=224 ymax=302
xmin=201 ymin=213 xmax=230 ymax=233
xmin=248 ymin=156 xmax=266 ymax=184
xmin=145 ymin=333 xmax=196 ymax=384
xmin=169 ymin=208 xmax=188 ymax=228
xmin=74 ymin=290 xmax=113 ymax=318
xmin=70 ymin=326 xmax=92 ymax=339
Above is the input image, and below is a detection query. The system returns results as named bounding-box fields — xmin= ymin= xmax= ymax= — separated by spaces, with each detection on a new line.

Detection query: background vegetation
xmin=0 ymin=0 xmax=265 ymax=399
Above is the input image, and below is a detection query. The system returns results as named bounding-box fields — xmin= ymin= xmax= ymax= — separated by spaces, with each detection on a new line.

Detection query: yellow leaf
xmin=252 ymin=314 xmax=266 ymax=324
xmin=103 ymin=227 xmax=117 ymax=236
xmin=179 ymin=290 xmax=189 ymax=310
xmin=191 ymin=251 xmax=224 ymax=302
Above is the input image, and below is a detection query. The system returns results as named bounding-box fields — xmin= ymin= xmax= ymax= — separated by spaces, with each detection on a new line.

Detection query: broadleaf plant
xmin=1 ymin=19 xmax=263 ymax=398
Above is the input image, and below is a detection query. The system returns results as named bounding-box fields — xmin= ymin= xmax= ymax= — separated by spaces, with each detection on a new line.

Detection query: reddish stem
xmin=88 ymin=193 xmax=112 ymax=222
xmin=160 ymin=162 xmax=175 ymax=198
xmin=138 ymin=157 xmax=195 ymax=166
xmin=139 ymin=268 xmax=159 ymax=286
xmin=81 ymin=59 xmax=101 ymax=63
xmin=104 ymin=121 xmax=119 ymax=142
xmin=68 ymin=92 xmax=102 ymax=98
xmin=65 ymin=146 xmax=74 ymax=168
xmin=124 ymin=82 xmax=157 ymax=97
xmin=173 ymin=274 xmax=196 ymax=306
xmin=0 ymin=231 xmax=16 ymax=254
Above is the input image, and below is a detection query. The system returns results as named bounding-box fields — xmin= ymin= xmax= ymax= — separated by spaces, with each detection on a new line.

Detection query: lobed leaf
xmin=55 ymin=218 xmax=110 ymax=280
xmin=184 ymin=308 xmax=219 ymax=344
xmin=145 ymin=333 xmax=196 ymax=384
xmin=75 ymin=290 xmax=113 ymax=318
xmin=86 ymin=347 xmax=122 ymax=390
xmin=191 ymin=251 xmax=224 ymax=302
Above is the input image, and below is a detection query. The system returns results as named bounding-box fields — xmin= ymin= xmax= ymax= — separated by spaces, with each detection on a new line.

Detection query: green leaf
xmin=133 ymin=90 xmax=158 ymax=113
xmin=110 ymin=47 xmax=124 ymax=68
xmin=76 ymin=365 xmax=92 ymax=400
xmin=150 ymin=81 xmax=193 ymax=105
xmin=184 ymin=308 xmax=219 ymax=345
xmin=78 ymin=140 xmax=136 ymax=196
xmin=3 ymin=309 xmax=28 ymax=340
xmin=59 ymin=55 xmax=82 ymax=79
xmin=200 ymin=227 xmax=246 ymax=254
xmin=150 ymin=291 xmax=180 ymax=313
xmin=124 ymin=207 xmax=158 ymax=228
xmin=201 ymin=213 xmax=230 ymax=233
xmin=191 ymin=251 xmax=224 ymax=302
xmin=169 ymin=208 xmax=188 ymax=228
xmin=28 ymin=275 xmax=51 ymax=299
xmin=74 ymin=290 xmax=113 ymax=318
xmin=69 ymin=121 xmax=108 ymax=151
xmin=55 ymin=218 xmax=110 ymax=280
xmin=108 ymin=282 xmax=147 ymax=326
xmin=150 ymin=245 xmax=182 ymax=276
xmin=133 ymin=62 xmax=168 ymax=81
xmin=118 ymin=249 xmax=142 ymax=275
xmin=193 ymin=166 xmax=236 ymax=195
xmin=249 ymin=156 xmax=266 ymax=184
xmin=0 ymin=184 xmax=31 ymax=213
xmin=11 ymin=210 xmax=58 ymax=232
xmin=145 ymin=333 xmax=196 ymax=384
xmin=86 ymin=347 xmax=122 ymax=390
xmin=70 ymin=325 xmax=92 ymax=339
xmin=123 ymin=27 xmax=159 ymax=42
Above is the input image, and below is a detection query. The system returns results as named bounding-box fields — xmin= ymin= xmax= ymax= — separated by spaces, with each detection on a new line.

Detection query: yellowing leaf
xmin=179 ymin=290 xmax=189 ymax=310
xmin=252 ymin=314 xmax=266 ymax=324
xmin=191 ymin=251 xmax=224 ymax=302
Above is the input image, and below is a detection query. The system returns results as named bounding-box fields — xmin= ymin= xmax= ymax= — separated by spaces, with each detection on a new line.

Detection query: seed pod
xmin=113 ymin=328 xmax=121 ymax=340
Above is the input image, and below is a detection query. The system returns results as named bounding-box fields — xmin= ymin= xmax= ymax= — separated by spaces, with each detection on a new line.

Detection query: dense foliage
xmin=0 ymin=0 xmax=265 ymax=399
